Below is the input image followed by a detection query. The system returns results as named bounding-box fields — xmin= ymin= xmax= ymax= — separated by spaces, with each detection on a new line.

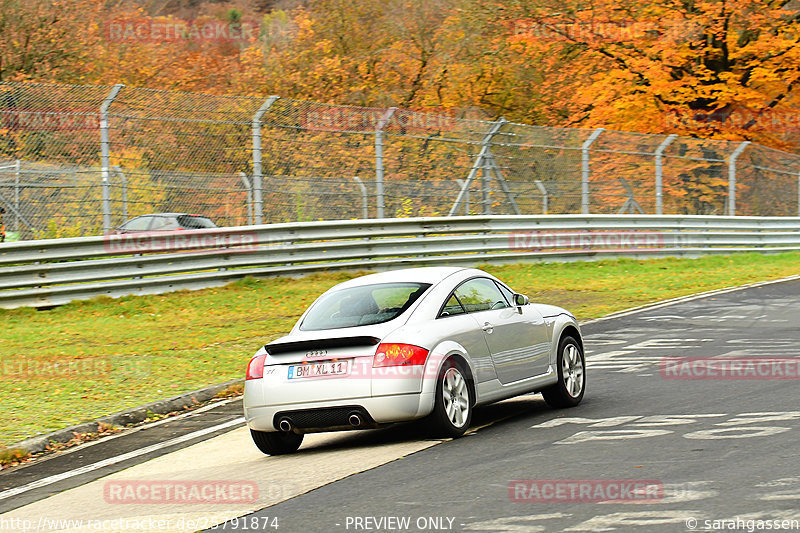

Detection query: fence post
xmin=375 ymin=107 xmax=397 ymax=219
xmin=252 ymin=96 xmax=280 ymax=226
xmin=113 ymin=166 xmax=128 ymax=222
xmin=455 ymin=179 xmax=470 ymax=215
xmin=482 ymin=156 xmax=492 ymax=215
xmin=534 ymin=180 xmax=548 ymax=215
xmin=100 ymin=84 xmax=124 ymax=234
xmin=449 ymin=119 xmax=507 ymax=216
xmin=728 ymin=141 xmax=750 ymax=216
xmin=239 ymin=172 xmax=254 ymax=225
xmin=353 ymin=176 xmax=369 ymax=219
xmin=581 ymin=128 xmax=604 ymax=214
xmin=654 ymin=134 xmax=677 ymax=215
xmin=14 ymin=159 xmax=20 ymax=232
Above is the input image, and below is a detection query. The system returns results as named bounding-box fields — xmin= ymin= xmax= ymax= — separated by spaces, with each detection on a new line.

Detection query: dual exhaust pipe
xmin=278 ymin=413 xmax=362 ymax=432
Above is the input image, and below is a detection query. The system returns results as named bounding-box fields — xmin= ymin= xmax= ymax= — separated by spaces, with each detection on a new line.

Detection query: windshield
xmin=300 ymin=282 xmax=431 ymax=331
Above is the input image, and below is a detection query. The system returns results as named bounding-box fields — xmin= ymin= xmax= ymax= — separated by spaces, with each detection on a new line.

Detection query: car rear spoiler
xmin=265 ymin=336 xmax=381 ymax=355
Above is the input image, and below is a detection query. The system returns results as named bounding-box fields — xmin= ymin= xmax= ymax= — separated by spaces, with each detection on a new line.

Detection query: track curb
xmin=6 ymin=379 xmax=244 ymax=454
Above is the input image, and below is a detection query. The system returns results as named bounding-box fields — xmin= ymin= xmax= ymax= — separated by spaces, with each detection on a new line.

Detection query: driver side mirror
xmin=513 ymin=293 xmax=529 ymax=307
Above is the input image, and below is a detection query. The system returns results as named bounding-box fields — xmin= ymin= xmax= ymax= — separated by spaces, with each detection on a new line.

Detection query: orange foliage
xmin=2 ymin=0 xmax=799 ymax=153
xmin=498 ymin=0 xmax=800 ymax=148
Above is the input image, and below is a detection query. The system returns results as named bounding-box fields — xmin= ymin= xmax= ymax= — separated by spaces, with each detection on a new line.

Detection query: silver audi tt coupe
xmin=244 ymin=267 xmax=585 ymax=455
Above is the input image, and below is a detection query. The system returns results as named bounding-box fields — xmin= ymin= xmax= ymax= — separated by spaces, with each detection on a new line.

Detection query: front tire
xmin=542 ymin=335 xmax=585 ymax=408
xmin=250 ymin=429 xmax=304 ymax=455
xmin=427 ymin=358 xmax=473 ymax=438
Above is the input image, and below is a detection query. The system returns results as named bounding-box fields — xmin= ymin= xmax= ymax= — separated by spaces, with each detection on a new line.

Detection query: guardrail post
xmin=728 ymin=141 xmax=750 ymax=216
xmin=534 ymin=180 xmax=548 ymax=214
xmin=353 ymin=176 xmax=369 ymax=219
xmin=100 ymin=84 xmax=124 ymax=234
xmin=581 ymin=128 xmax=604 ymax=214
xmin=252 ymin=96 xmax=280 ymax=226
xmin=375 ymin=107 xmax=397 ymax=219
xmin=654 ymin=134 xmax=677 ymax=215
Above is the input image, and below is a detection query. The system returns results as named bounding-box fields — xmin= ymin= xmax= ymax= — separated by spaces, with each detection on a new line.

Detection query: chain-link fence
xmin=2 ymin=81 xmax=800 ymax=240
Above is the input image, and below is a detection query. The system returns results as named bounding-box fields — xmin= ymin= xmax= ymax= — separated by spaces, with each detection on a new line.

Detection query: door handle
xmin=482 ymin=322 xmax=494 ymax=334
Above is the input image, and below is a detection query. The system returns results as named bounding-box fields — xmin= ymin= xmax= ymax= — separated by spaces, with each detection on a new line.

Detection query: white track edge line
xmin=0 ymin=417 xmax=245 ymax=502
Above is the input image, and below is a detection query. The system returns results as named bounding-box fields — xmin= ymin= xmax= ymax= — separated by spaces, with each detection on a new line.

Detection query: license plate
xmin=288 ymin=360 xmax=349 ymax=380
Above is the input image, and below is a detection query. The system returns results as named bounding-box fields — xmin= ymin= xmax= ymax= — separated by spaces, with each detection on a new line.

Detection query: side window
xmin=495 ymin=281 xmax=515 ymax=306
xmin=454 ymin=278 xmax=509 ymax=313
xmin=121 ymin=216 xmax=152 ymax=231
xmin=149 ymin=217 xmax=173 ymax=231
xmin=438 ymin=294 xmax=466 ymax=318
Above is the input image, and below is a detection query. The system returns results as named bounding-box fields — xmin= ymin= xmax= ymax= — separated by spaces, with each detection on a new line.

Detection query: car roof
xmin=330 ymin=267 xmax=473 ymax=290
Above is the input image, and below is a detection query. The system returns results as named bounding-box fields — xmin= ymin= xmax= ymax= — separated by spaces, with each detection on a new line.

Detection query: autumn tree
xmin=488 ymin=0 xmax=800 ymax=147
xmin=0 ymin=0 xmax=105 ymax=82
xmin=229 ymin=0 xmax=541 ymax=115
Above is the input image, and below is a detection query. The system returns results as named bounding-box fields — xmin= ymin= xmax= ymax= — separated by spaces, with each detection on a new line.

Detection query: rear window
xmin=300 ymin=282 xmax=431 ymax=331
xmin=177 ymin=215 xmax=216 ymax=229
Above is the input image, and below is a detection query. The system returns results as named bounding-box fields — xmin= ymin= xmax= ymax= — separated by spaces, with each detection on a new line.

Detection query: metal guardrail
xmin=1 ymin=215 xmax=799 ymax=309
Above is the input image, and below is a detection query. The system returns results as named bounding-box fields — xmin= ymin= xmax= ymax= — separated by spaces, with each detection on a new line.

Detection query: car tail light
xmin=373 ymin=343 xmax=429 ymax=367
xmin=246 ymin=353 xmax=268 ymax=380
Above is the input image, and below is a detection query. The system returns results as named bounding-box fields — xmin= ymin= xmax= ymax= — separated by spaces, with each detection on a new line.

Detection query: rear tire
xmin=427 ymin=358 xmax=473 ymax=438
xmin=250 ymin=429 xmax=304 ymax=455
xmin=541 ymin=335 xmax=585 ymax=408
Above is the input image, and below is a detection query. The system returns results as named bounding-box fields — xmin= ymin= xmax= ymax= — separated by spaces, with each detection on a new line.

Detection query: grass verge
xmin=1 ymin=252 xmax=798 ymax=445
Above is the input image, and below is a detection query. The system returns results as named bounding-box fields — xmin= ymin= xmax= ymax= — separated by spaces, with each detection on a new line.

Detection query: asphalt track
xmin=2 ymin=277 xmax=799 ymax=532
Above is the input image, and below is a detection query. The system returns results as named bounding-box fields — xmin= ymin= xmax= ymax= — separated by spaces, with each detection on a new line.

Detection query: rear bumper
xmin=244 ymin=391 xmax=435 ymax=433
xmin=244 ymin=355 xmax=435 ymax=433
